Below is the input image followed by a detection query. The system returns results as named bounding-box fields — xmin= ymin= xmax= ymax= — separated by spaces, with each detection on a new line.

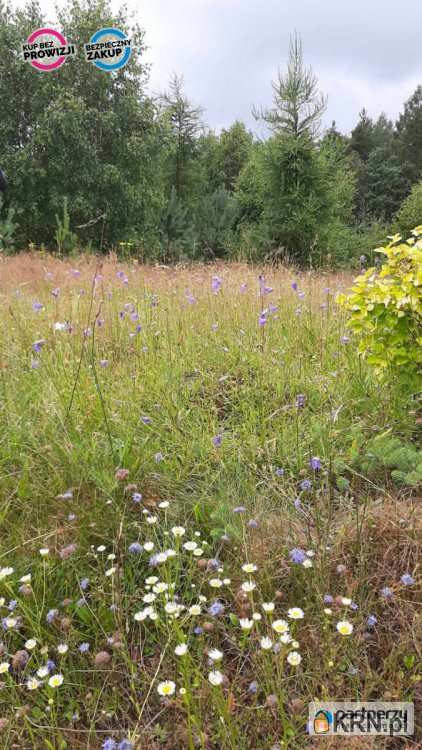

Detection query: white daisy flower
xmin=208 ymin=670 xmax=224 ymax=686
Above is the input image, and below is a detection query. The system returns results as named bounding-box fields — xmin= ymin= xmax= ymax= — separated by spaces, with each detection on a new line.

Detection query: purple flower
xmin=350 ymin=602 xmax=359 ymax=611
xmin=367 ymin=615 xmax=377 ymax=627
xmin=154 ymin=452 xmax=163 ymax=464
xmin=248 ymin=519 xmax=259 ymax=528
xmin=380 ymin=587 xmax=393 ymax=599
xmin=300 ymin=479 xmax=312 ymax=491
xmin=46 ymin=609 xmax=59 ymax=624
xmin=8 ymin=600 xmax=17 ymax=611
xmin=31 ymin=359 xmax=40 ymax=369
xmin=296 ymin=394 xmax=305 ymax=409
xmin=240 ymin=283 xmax=247 ymax=293
xmin=340 ymin=336 xmax=350 ymax=345
xmin=248 ymin=680 xmax=258 ymax=694
xmin=211 ymin=323 xmax=218 ymax=331
xmin=233 ymin=506 xmax=246 ymax=513
xmin=46 ymin=659 xmax=56 ymax=672
xmin=32 ymin=301 xmax=43 ymax=312
xmin=79 ymin=642 xmax=90 ymax=653
xmin=129 ymin=542 xmax=143 ymax=554
xmin=289 ymin=548 xmax=306 ymax=564
xmin=291 ymin=282 xmax=298 ymax=291
xmin=102 ymin=740 xmax=117 ymax=750
xmin=258 ymin=312 xmax=267 ymax=327
xmin=132 ymin=492 xmax=143 ymax=503
xmin=275 ymin=467 xmax=284 ymax=477
xmin=212 ymin=276 xmax=222 ymax=294
xmin=194 ymin=626 xmax=204 ymax=635
xmin=141 ymin=416 xmax=151 ymax=425
xmin=207 ymin=558 xmax=221 ymax=570
xmin=294 ymin=497 xmax=301 ymax=510
xmin=96 ymin=318 xmax=104 ymax=327
xmin=401 ymin=573 xmax=415 ymax=586
xmin=310 ymin=457 xmax=321 ymax=471
xmin=32 ymin=339 xmax=46 ymax=353
xmin=80 ymin=578 xmax=89 ymax=590
xmin=51 ymin=288 xmax=60 ymax=298
xmin=185 ymin=290 xmax=196 ymax=305
xmin=323 ymin=594 xmax=333 ymax=604
xmin=208 ymin=600 xmax=224 ymax=617
xmin=118 ymin=741 xmax=134 ymax=750
xmin=212 ymin=434 xmax=222 ymax=447
xmin=100 ymin=359 xmax=109 ymax=368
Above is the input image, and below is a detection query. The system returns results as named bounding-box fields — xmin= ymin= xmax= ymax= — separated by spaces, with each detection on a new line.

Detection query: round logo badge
xmin=84 ymin=27 xmax=132 ymax=72
xmin=22 ymin=27 xmax=76 ymax=72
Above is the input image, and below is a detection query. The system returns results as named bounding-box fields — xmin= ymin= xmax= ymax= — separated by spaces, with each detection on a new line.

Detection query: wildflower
xmin=102 ymin=740 xmax=117 ymax=750
xmin=146 ymin=515 xmax=158 ymax=525
xmin=242 ymin=563 xmax=258 ymax=574
xmin=241 ymin=581 xmax=256 ymax=593
xmin=212 ymin=434 xmax=222 ymax=447
xmin=0 ymin=567 xmax=14 ymax=580
xmin=208 ymin=670 xmax=224 ymax=686
xmin=27 ymin=677 xmax=41 ymax=690
xmin=79 ymin=643 xmax=90 ymax=653
xmin=57 ymin=644 xmax=68 ymax=655
xmin=118 ymin=741 xmax=134 ymax=750
xmin=209 ymin=578 xmax=223 ymax=588
xmin=174 ymin=643 xmax=188 ymax=656
xmin=48 ymin=673 xmax=64 ymax=688
xmin=310 ymin=457 xmax=321 ymax=471
xmin=154 ymin=452 xmax=164 ymax=463
xmin=153 ymin=582 xmax=168 ymax=593
xmin=115 ymin=468 xmax=129 ymax=481
xmin=183 ymin=541 xmax=198 ymax=551
xmin=252 ymin=612 xmax=262 ymax=621
xmin=296 ymin=394 xmax=305 ymax=408
xmin=272 ymin=619 xmax=289 ymax=634
xmin=367 ymin=615 xmax=377 ymax=628
xmin=208 ymin=600 xmax=224 ymax=617
xmin=287 ymin=651 xmax=302 ymax=666
xmin=157 ymin=680 xmax=176 ymax=697
xmin=172 ymin=526 xmax=185 ymax=537
xmin=158 ymin=501 xmax=169 ymax=509
xmin=340 ymin=335 xmax=350 ymax=344
xmin=212 ymin=276 xmax=222 ymax=293
xmin=341 ymin=597 xmax=352 ymax=606
xmin=336 ymin=620 xmax=353 ymax=635
xmin=39 ymin=548 xmax=49 ymax=556
xmin=275 ymin=467 xmax=284 ymax=476
xmin=380 ymin=587 xmax=393 ymax=599
xmin=105 ymin=567 xmax=116 ymax=577
xmin=20 ymin=574 xmax=31 ymax=583
xmin=0 ymin=662 xmax=9 ymax=674
xmin=80 ymin=578 xmax=89 ymax=590
xmin=323 ymin=594 xmax=333 ymax=604
xmin=302 ymin=559 xmax=313 ymax=568
xmin=25 ymin=639 xmax=37 ymax=650
xmin=37 ymin=666 xmax=49 ymax=678
xmin=144 ymin=542 xmax=154 ymax=552
xmin=248 ymin=519 xmax=259 ymax=528
xmin=128 ymin=542 xmax=143 ymax=554
xmin=289 ymin=548 xmax=306 ymax=564
xmin=401 ymin=573 xmax=415 ymax=586
xmin=262 ymin=602 xmax=275 ymax=613
xmin=132 ymin=492 xmax=142 ymax=503
xmin=260 ymin=637 xmax=273 ymax=650
xmin=208 ymin=648 xmax=223 ymax=662
xmin=189 ymin=604 xmax=201 ymax=616
xmin=239 ymin=618 xmax=253 ymax=631
xmin=32 ymin=339 xmax=46 ymax=353
xmin=300 ymin=479 xmax=312 ymax=491
xmin=288 ymin=608 xmax=304 ymax=620
xmin=248 ymin=680 xmax=258 ymax=694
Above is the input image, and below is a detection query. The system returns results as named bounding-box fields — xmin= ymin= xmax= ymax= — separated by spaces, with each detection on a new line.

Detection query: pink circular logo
xmin=22 ymin=28 xmax=75 ymax=72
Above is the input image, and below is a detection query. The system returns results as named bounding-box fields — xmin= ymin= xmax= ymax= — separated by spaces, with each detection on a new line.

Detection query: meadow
xmin=0 ymin=254 xmax=420 ymax=749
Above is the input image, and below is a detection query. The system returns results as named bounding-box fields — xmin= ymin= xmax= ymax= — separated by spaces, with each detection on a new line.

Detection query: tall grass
xmin=0 ymin=254 xmax=419 ymax=749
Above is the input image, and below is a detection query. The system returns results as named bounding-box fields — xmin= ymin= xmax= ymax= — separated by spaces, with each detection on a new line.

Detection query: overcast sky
xmin=13 ymin=0 xmax=422 ymax=135
xmin=139 ymin=0 xmax=421 ymax=135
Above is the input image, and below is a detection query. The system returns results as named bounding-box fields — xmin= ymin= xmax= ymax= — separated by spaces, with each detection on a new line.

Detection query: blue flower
xmin=102 ymin=739 xmax=117 ymax=750
xmin=46 ymin=609 xmax=59 ymax=624
xmin=118 ymin=741 xmax=134 ymax=750
xmin=300 ymin=479 xmax=312 ymax=491
xmin=129 ymin=542 xmax=143 ymax=554
xmin=212 ymin=434 xmax=222 ymax=447
xmin=248 ymin=680 xmax=258 ymax=694
xmin=132 ymin=493 xmax=143 ymax=503
xmin=380 ymin=587 xmax=393 ymax=599
xmin=79 ymin=642 xmax=90 ymax=653
xmin=289 ymin=548 xmax=306 ymax=564
xmin=233 ymin=506 xmax=246 ymax=513
xmin=310 ymin=457 xmax=321 ymax=471
xmin=323 ymin=594 xmax=333 ymax=604
xmin=208 ymin=601 xmax=224 ymax=617
xmin=400 ymin=573 xmax=415 ymax=586
xmin=275 ymin=467 xmax=284 ymax=477
xmin=80 ymin=578 xmax=89 ymax=590
xmin=367 ymin=615 xmax=377 ymax=627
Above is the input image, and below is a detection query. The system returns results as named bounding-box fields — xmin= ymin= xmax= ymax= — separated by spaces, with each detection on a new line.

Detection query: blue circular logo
xmin=84 ymin=27 xmax=132 ymax=72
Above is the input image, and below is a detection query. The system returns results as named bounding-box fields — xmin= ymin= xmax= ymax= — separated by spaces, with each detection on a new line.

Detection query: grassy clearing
xmin=0 ymin=254 xmax=420 ymax=749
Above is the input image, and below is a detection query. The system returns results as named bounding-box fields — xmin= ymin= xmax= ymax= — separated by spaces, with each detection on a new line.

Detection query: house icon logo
xmin=314 ymin=709 xmax=332 ymax=734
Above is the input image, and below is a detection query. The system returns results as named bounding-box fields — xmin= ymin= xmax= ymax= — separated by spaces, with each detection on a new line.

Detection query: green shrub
xmin=395 ymin=180 xmax=422 ymax=237
xmin=337 ymin=227 xmax=422 ymax=387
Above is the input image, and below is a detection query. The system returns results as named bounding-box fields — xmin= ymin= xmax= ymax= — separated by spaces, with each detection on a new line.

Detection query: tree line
xmin=1 ymin=0 xmax=422 ymax=265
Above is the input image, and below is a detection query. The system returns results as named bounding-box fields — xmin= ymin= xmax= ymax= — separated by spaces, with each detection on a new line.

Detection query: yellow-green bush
xmin=337 ymin=227 xmax=422 ymax=386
